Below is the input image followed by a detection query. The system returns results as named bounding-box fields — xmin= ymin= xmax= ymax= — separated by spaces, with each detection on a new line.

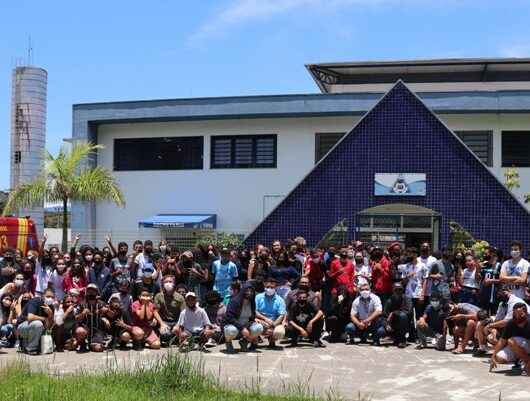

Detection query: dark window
xmin=114 ymin=137 xmax=203 ymax=171
xmin=455 ymin=131 xmax=493 ymax=166
xmin=211 ymin=135 xmax=277 ymax=169
xmin=14 ymin=151 xmax=21 ymax=164
xmin=502 ymin=131 xmax=530 ymax=167
xmin=315 ymin=132 xmax=346 ymax=163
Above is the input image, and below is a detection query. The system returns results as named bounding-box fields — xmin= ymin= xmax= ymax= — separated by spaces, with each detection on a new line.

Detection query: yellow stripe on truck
xmin=17 ymin=218 xmax=28 ymax=254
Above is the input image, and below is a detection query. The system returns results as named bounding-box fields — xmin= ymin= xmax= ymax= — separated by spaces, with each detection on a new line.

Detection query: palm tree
xmin=3 ymin=141 xmax=125 ymax=252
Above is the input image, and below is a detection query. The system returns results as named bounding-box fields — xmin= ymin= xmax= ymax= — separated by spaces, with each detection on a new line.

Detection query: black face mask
xmin=119 ymin=250 xmax=127 ymax=256
xmin=354 ymin=258 xmax=363 ymax=264
xmin=23 ymin=271 xmax=33 ymax=279
xmin=145 ymin=248 xmax=153 ymax=254
xmin=298 ymin=300 xmax=307 ymax=305
xmin=298 ymin=284 xmax=309 ymax=291
xmin=183 ymin=260 xmax=192 ymax=268
xmin=119 ymin=289 xmax=128 ymax=294
xmin=405 ymin=256 xmax=413 ymax=263
xmin=206 ymin=300 xmax=217 ymax=306
xmin=483 ymin=254 xmax=491 ymax=261
xmin=87 ymin=294 xmax=97 ymax=301
xmin=243 ymin=292 xmax=253 ymax=300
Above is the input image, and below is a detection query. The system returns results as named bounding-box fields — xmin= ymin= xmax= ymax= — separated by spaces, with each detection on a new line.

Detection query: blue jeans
xmin=345 ymin=317 xmax=386 ymax=342
xmin=0 ymin=323 xmax=14 ymax=343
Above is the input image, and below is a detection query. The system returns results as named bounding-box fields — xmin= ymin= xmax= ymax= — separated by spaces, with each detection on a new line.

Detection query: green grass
xmin=0 ymin=352 xmax=353 ymax=401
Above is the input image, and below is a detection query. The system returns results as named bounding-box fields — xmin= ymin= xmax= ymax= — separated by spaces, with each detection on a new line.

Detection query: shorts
xmin=133 ymin=326 xmax=159 ymax=344
xmin=497 ymin=337 xmax=530 ymax=362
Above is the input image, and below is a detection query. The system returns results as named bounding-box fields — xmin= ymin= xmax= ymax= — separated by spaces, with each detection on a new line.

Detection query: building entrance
xmin=356 ymin=204 xmax=440 ymax=250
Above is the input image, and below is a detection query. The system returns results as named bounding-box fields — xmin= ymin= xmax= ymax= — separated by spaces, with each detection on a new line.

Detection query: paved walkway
xmin=1 ymin=342 xmax=528 ymax=401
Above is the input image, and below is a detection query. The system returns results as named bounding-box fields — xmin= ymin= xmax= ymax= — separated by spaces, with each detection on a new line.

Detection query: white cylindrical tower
xmin=10 ymin=66 xmax=47 ymax=235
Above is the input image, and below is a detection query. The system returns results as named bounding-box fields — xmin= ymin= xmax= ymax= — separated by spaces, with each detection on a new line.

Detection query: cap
xmin=185 ymin=292 xmax=197 ymax=299
xmin=86 ymin=283 xmax=99 ymax=293
xmin=220 ymin=247 xmax=230 ymax=255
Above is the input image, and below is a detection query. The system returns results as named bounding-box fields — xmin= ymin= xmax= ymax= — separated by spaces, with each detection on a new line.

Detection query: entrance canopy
xmin=139 ymin=214 xmax=216 ymax=229
xmin=358 ymin=203 xmax=440 ymax=216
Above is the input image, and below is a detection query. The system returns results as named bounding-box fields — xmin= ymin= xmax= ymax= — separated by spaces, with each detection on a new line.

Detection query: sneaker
xmin=288 ymin=339 xmax=298 ymax=347
xmin=373 ymin=339 xmax=381 ymax=346
xmin=225 ymin=342 xmax=235 ymax=354
xmin=238 ymin=339 xmax=249 ymax=352
xmin=313 ymin=340 xmax=326 ymax=348
xmin=347 ymin=336 xmax=355 ymax=345
xmin=205 ymin=338 xmax=217 ymax=348
xmin=416 ymin=343 xmax=427 ymax=350
xmin=473 ymin=349 xmax=487 ymax=357
xmin=398 ymin=342 xmax=406 ymax=349
xmin=26 ymin=349 xmax=39 ymax=356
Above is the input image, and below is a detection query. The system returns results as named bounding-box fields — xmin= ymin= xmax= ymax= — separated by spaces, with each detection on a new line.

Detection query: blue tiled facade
xmin=246 ymin=82 xmax=530 ymax=251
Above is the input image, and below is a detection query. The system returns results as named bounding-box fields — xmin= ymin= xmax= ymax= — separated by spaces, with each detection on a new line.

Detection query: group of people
xmin=1 ymin=233 xmax=530 ymax=375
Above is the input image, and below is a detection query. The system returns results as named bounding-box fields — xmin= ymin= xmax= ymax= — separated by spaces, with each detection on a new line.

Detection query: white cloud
xmin=188 ymin=0 xmax=398 ymax=43
xmin=500 ymin=44 xmax=530 ymax=58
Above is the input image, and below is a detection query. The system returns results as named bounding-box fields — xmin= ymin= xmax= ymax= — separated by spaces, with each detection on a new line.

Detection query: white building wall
xmin=95 ymin=113 xmax=530 ymax=238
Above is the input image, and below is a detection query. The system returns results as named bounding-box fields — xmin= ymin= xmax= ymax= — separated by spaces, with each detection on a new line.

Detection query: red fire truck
xmin=0 ymin=217 xmax=39 ymax=255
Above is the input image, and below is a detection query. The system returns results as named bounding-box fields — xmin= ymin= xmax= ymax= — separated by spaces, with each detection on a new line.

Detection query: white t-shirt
xmin=419 ymin=255 xmax=437 ymax=270
xmin=462 ymin=268 xmax=479 ymax=289
xmin=354 ymin=263 xmax=372 ymax=286
xmin=351 ymin=293 xmax=382 ymax=320
xmin=399 ymin=261 xmax=428 ymax=299
xmin=501 ymin=258 xmax=530 ymax=299
xmin=177 ymin=306 xmax=211 ymax=333
xmin=495 ymin=294 xmax=530 ymax=321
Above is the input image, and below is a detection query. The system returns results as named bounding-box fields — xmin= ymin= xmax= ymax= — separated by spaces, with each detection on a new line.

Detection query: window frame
xmin=454 ymin=130 xmax=493 ymax=167
xmin=502 ymin=131 xmax=530 ymax=168
xmin=315 ymin=132 xmax=346 ymax=163
xmin=113 ymin=136 xmax=204 ymax=171
xmin=210 ymin=134 xmax=277 ymax=169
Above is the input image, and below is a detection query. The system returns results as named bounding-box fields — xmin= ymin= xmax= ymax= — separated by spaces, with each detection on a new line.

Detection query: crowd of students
xmin=1 ymin=234 xmax=529 ymax=375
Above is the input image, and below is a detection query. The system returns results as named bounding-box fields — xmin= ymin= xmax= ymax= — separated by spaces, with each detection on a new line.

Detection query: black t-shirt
xmin=18 ymin=297 xmax=48 ymax=324
xmin=288 ymin=301 xmax=318 ymax=327
xmin=424 ymin=305 xmax=445 ymax=334
xmin=502 ymin=319 xmax=530 ymax=340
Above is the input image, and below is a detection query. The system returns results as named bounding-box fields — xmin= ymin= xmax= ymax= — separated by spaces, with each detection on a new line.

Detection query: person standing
xmin=500 ymin=241 xmax=529 ymax=300
xmin=328 ymin=250 xmax=355 ymax=296
xmin=371 ymin=247 xmax=392 ymax=306
xmin=479 ymin=247 xmax=501 ymax=314
xmin=211 ymin=248 xmax=238 ymax=299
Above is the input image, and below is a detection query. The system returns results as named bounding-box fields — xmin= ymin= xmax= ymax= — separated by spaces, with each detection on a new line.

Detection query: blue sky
xmin=1 ymin=0 xmax=530 ymax=189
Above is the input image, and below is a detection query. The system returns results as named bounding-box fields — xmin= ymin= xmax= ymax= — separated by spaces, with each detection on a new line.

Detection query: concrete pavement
xmin=0 ymin=341 xmax=528 ymax=401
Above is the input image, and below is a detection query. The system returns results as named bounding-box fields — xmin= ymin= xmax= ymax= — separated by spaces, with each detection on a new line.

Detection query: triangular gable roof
xmin=245 ymin=80 xmax=530 ymax=250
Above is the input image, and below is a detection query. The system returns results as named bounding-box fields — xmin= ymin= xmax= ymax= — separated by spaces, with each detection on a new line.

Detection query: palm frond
xmin=2 ymin=179 xmax=48 ymax=216
xmin=64 ymin=141 xmax=104 ymax=178
xmin=71 ymin=167 xmax=125 ymax=207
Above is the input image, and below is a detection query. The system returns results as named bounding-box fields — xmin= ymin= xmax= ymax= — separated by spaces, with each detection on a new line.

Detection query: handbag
xmin=40 ymin=332 xmax=54 ymax=354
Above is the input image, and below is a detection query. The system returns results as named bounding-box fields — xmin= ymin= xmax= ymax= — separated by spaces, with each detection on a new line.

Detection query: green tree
xmin=2 ymin=142 xmax=125 ymax=252
xmin=505 ymin=167 xmax=530 ymax=203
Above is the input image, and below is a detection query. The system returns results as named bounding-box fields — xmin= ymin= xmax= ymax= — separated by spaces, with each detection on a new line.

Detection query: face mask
xmin=119 ymin=288 xmax=128 ymax=294
xmin=145 ymin=248 xmax=153 ymax=254
xmin=298 ymin=299 xmax=307 ymax=305
xmin=360 ymin=290 xmax=370 ymax=299
xmin=160 ymin=246 xmax=167 ymax=252
xmin=430 ymin=301 xmax=440 ymax=309
xmin=15 ymin=279 xmax=24 ymax=287
xmin=265 ymin=288 xmax=276 ymax=297
xmin=298 ymin=284 xmax=309 ymax=291
xmin=228 ymin=288 xmax=234 ymax=296
xmin=243 ymin=292 xmax=252 ymax=299
xmin=44 ymin=297 xmax=54 ymax=306
xmin=405 ymin=256 xmax=413 ymax=263
xmin=206 ymin=299 xmax=217 ymax=306
xmin=515 ymin=315 xmax=527 ymax=324
xmin=87 ymin=294 xmax=97 ymax=301
xmin=511 ymin=250 xmax=521 ymax=258
xmin=355 ymin=258 xmax=363 ymax=264
xmin=483 ymin=254 xmax=491 ymax=261
xmin=23 ymin=271 xmax=33 ymax=279
xmin=85 ymin=255 xmax=93 ymax=262
xmin=312 ymin=258 xmax=320 ymax=264
xmin=164 ymin=283 xmax=174 ymax=292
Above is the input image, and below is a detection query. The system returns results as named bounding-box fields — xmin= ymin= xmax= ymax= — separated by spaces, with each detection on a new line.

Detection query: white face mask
xmin=312 ymin=258 xmax=320 ymax=264
xmin=85 ymin=255 xmax=93 ymax=262
xmin=15 ymin=279 xmax=24 ymax=287
xmin=360 ymin=290 xmax=371 ymax=299
xmin=511 ymin=250 xmax=521 ymax=259
xmin=265 ymin=288 xmax=276 ymax=297
xmin=160 ymin=246 xmax=167 ymax=252
xmin=44 ymin=297 xmax=54 ymax=306
xmin=430 ymin=301 xmax=440 ymax=309
xmin=163 ymin=282 xmax=174 ymax=292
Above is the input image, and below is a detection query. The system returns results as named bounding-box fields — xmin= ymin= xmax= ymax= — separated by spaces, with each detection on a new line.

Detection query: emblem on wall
xmin=374 ymin=173 xmax=426 ymax=196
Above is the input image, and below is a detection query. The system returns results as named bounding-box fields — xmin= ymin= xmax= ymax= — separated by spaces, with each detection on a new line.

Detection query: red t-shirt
xmin=304 ymin=259 xmax=325 ymax=290
xmin=372 ymin=256 xmax=392 ymax=294
xmin=131 ymin=300 xmax=156 ymax=329
xmin=328 ymin=259 xmax=355 ymax=294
